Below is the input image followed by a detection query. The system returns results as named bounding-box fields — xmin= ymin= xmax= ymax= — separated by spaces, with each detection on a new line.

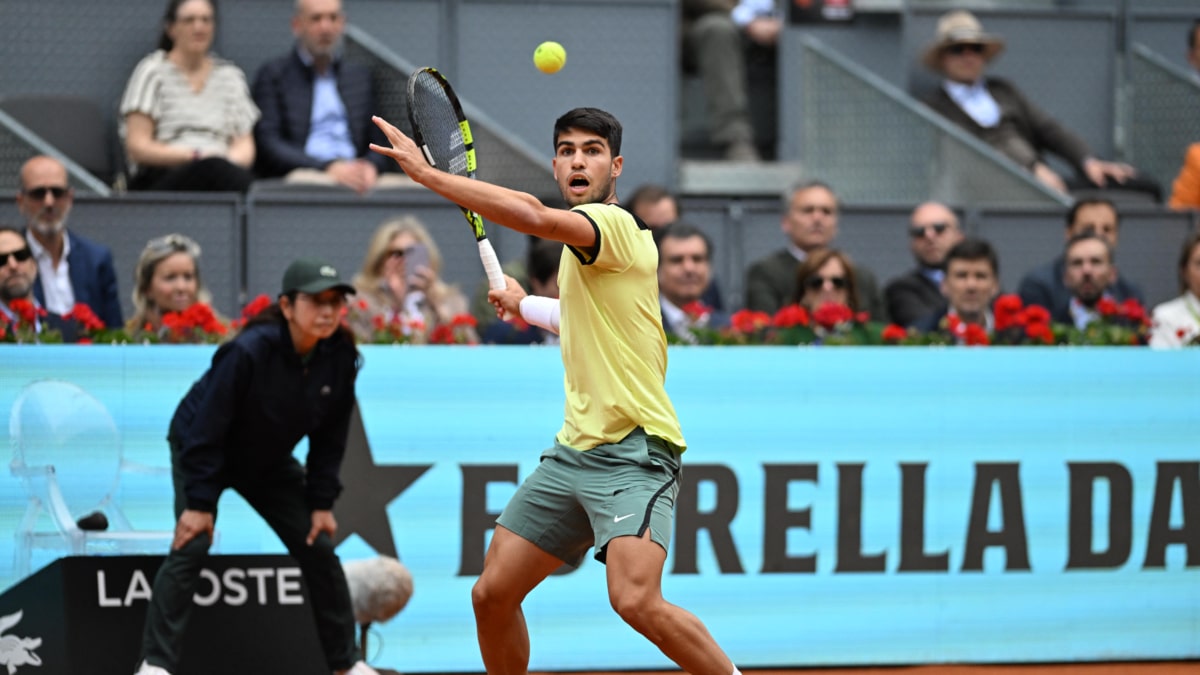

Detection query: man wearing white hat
xmin=920 ymin=10 xmax=1138 ymax=196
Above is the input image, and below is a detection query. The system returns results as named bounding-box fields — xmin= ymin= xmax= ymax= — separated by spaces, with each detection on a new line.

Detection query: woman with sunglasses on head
xmin=348 ymin=216 xmax=476 ymax=344
xmin=126 ymin=233 xmax=228 ymax=342
xmin=793 ymin=248 xmax=861 ymax=315
xmin=134 ymin=257 xmax=380 ymax=675
xmin=120 ymin=0 xmax=259 ymax=192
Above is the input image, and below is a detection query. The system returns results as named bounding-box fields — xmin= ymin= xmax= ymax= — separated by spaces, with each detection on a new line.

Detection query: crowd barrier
xmin=0 ymin=346 xmax=1196 ymax=671
xmin=1 ymin=192 xmax=1196 ymax=323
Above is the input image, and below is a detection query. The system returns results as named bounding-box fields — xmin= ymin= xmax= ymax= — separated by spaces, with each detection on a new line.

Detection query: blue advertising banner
xmin=0 ymin=346 xmax=1197 ymax=671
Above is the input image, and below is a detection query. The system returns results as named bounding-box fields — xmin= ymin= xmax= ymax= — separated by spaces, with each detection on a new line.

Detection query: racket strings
xmin=408 ymin=72 xmax=472 ymax=178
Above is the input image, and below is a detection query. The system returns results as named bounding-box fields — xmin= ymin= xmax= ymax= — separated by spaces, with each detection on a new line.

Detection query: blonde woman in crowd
xmin=126 ymin=233 xmax=227 ymax=341
xmin=350 ymin=216 xmax=475 ymax=343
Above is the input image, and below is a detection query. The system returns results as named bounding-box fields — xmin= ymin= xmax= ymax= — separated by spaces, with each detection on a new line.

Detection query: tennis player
xmin=135 ymin=258 xmax=377 ymax=675
xmin=371 ymin=108 xmax=739 ymax=675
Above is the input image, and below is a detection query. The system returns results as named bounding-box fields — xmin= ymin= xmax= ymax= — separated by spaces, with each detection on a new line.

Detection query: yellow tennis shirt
xmin=554 ymin=202 xmax=686 ymax=453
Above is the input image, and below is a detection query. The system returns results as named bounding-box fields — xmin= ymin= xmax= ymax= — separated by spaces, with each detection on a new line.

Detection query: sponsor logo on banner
xmin=0 ymin=611 xmax=41 ymax=674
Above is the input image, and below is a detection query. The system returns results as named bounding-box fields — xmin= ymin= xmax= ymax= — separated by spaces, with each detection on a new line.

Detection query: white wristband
xmin=519 ymin=296 xmax=560 ymax=335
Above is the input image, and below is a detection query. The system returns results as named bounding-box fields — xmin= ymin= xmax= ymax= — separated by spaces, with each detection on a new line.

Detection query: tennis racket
xmin=405 ymin=67 xmax=506 ymax=293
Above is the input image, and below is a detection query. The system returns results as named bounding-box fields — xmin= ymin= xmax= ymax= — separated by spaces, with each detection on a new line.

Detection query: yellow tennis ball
xmin=533 ymin=41 xmax=566 ymax=74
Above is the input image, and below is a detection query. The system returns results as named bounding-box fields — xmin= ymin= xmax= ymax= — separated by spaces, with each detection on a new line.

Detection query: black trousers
xmin=140 ymin=439 xmax=359 ymax=672
xmin=129 ymin=157 xmax=254 ymax=193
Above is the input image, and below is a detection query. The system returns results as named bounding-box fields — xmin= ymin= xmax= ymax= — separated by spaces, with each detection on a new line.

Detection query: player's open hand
xmin=488 ymin=275 xmax=527 ymax=320
xmin=307 ymin=509 xmax=338 ymax=546
xmin=370 ymin=116 xmax=427 ymax=180
xmin=173 ymin=509 xmax=214 ymax=551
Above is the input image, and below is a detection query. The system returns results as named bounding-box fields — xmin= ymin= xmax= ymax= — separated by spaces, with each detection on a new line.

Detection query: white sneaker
xmin=134 ymin=661 xmax=172 ymax=675
xmin=342 ymin=661 xmax=380 ymax=675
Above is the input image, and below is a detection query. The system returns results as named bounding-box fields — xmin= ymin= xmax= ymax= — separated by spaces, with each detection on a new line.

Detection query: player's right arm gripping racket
xmin=405 ymin=67 xmax=507 ymax=294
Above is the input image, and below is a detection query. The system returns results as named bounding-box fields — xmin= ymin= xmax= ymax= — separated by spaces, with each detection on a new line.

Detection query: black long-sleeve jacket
xmin=169 ymin=319 xmax=360 ymax=512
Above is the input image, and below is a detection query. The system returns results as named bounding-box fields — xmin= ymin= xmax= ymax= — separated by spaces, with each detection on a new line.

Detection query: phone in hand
xmin=405 ymin=243 xmax=430 ymax=284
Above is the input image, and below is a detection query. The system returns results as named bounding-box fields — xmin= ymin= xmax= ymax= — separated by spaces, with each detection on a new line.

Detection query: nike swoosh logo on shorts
xmin=614 ymin=513 xmax=637 ymax=523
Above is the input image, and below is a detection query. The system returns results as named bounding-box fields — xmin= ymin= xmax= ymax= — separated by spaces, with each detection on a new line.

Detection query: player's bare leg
xmin=605 ymin=530 xmax=735 ymax=675
xmin=472 ymin=525 xmax=564 ymax=675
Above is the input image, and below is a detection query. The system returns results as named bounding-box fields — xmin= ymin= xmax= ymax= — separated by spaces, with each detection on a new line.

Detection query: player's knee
xmin=471 ymin=576 xmax=506 ymax=617
xmin=609 ymin=588 xmax=658 ymax=631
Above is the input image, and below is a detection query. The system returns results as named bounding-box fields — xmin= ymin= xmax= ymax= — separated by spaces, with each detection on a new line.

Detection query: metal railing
xmin=797 ymin=35 xmax=1069 ymax=207
xmin=0 ymin=110 xmax=111 ymax=196
xmin=1127 ymin=43 xmax=1200 ymax=196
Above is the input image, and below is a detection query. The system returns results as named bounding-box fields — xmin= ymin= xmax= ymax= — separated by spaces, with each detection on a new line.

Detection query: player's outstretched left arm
xmin=369 ymin=116 xmax=595 ymax=249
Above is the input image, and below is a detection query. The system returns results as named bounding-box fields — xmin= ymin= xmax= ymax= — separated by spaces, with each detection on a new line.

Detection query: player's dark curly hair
xmin=553 ymin=108 xmax=622 ymax=157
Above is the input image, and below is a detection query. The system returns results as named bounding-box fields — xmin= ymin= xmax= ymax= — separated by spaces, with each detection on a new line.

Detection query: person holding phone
xmin=348 ymin=216 xmax=477 ymax=343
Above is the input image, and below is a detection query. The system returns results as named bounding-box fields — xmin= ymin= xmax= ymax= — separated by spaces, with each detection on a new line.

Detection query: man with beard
xmin=16 ymin=156 xmax=122 ymax=329
xmin=252 ymin=0 xmax=395 ymax=193
xmin=655 ymin=222 xmax=729 ymax=342
xmin=371 ymin=107 xmax=741 ymax=675
xmin=0 ymin=226 xmax=79 ymax=341
xmin=1057 ymin=233 xmax=1117 ymax=329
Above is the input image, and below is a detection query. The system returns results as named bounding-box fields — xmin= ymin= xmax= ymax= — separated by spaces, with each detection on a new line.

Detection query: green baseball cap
xmin=281 ymin=257 xmax=356 ymax=296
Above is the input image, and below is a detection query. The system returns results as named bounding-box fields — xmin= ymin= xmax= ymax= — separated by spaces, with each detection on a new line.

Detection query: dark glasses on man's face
xmin=0 ymin=248 xmax=33 ymax=266
xmin=23 ymin=186 xmax=68 ymax=200
xmin=946 ymin=43 xmax=985 ymax=56
xmin=909 ymin=223 xmax=951 ymax=238
xmin=805 ymin=275 xmax=847 ymax=291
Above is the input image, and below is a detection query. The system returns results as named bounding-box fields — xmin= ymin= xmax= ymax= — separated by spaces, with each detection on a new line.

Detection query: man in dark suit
xmin=0 ymin=226 xmax=81 ymax=342
xmin=252 ymin=0 xmax=398 ymax=194
xmin=919 ymin=10 xmax=1144 ymax=197
xmin=1017 ymin=197 xmax=1143 ymax=317
xmin=913 ymin=237 xmax=999 ymax=336
xmin=657 ymin=223 xmax=729 ymax=342
xmin=884 ymin=201 xmax=964 ymax=327
xmin=743 ymin=180 xmax=886 ymax=320
xmin=15 ymin=155 xmax=122 ymax=329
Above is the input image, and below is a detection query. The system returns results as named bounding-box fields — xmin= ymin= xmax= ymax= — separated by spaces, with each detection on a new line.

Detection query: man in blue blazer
xmin=252 ymin=0 xmax=397 ymax=194
xmin=16 ymin=156 xmax=122 ymax=330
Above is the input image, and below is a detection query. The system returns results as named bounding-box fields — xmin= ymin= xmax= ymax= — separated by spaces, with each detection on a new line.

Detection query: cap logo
xmin=320 ymin=265 xmax=337 ymax=278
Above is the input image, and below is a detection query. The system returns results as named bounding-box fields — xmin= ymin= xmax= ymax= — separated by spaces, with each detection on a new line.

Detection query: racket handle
xmin=478 ymin=239 xmax=513 ymax=320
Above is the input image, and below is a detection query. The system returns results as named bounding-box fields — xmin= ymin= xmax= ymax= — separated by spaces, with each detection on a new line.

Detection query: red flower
xmin=771 ymin=304 xmax=810 ymax=328
xmin=450 ymin=313 xmax=478 ymax=328
xmin=371 ymin=315 xmax=386 ymax=331
xmin=1020 ymin=305 xmax=1050 ymax=326
xmin=1118 ymin=298 xmax=1147 ymax=325
xmin=1096 ymin=298 xmax=1118 ymax=317
xmin=963 ymin=323 xmax=990 ymax=346
xmin=7 ymin=298 xmax=45 ymax=325
xmin=881 ymin=324 xmax=907 ymax=342
xmin=64 ymin=302 xmax=106 ymax=331
xmin=812 ymin=302 xmax=854 ymax=331
xmin=730 ymin=309 xmax=770 ymax=334
xmin=428 ymin=324 xmax=455 ymax=344
xmin=682 ymin=301 xmax=712 ymax=322
xmin=241 ymin=294 xmax=272 ymax=319
xmin=993 ymin=294 xmax=1024 ymax=330
xmin=1025 ymin=321 xmax=1053 ymax=345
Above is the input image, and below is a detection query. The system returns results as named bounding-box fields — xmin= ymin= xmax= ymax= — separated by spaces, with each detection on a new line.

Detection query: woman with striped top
xmin=120 ymin=0 xmax=259 ymax=192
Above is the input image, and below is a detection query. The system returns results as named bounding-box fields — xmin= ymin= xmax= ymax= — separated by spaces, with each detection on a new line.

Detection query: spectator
xmin=681 ymin=0 xmax=778 ymax=161
xmin=884 ymin=201 xmax=964 ymax=327
xmin=252 ymin=0 xmax=404 ymax=193
xmin=913 ymin=238 xmax=1000 ymax=334
xmin=744 ymin=180 xmax=885 ymax=319
xmin=15 ymin=155 xmax=122 ymax=329
xmin=1017 ymin=197 xmax=1143 ymax=316
xmin=1149 ymin=231 xmax=1200 ymax=348
xmin=920 ymin=11 xmax=1149 ymax=198
xmin=1168 ymin=143 xmax=1200 ymax=210
xmin=656 ymin=222 xmax=729 ymax=342
xmin=126 ymin=233 xmax=227 ymax=340
xmin=792 ymin=248 xmax=860 ymax=319
xmin=349 ymin=216 xmax=476 ymax=344
xmin=120 ymin=0 xmax=259 ymax=192
xmin=0 ymin=226 xmax=81 ymax=342
xmin=1056 ymin=233 xmax=1117 ymax=329
xmin=483 ymin=236 xmax=563 ymax=345
xmin=626 ymin=183 xmax=681 ymax=229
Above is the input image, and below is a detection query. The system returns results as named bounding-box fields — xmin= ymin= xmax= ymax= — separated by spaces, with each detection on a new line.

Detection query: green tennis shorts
xmin=496 ymin=427 xmax=681 ymax=567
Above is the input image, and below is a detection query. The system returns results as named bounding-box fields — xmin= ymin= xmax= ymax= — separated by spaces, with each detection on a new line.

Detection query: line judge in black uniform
xmin=135 ymin=258 xmax=379 ymax=675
